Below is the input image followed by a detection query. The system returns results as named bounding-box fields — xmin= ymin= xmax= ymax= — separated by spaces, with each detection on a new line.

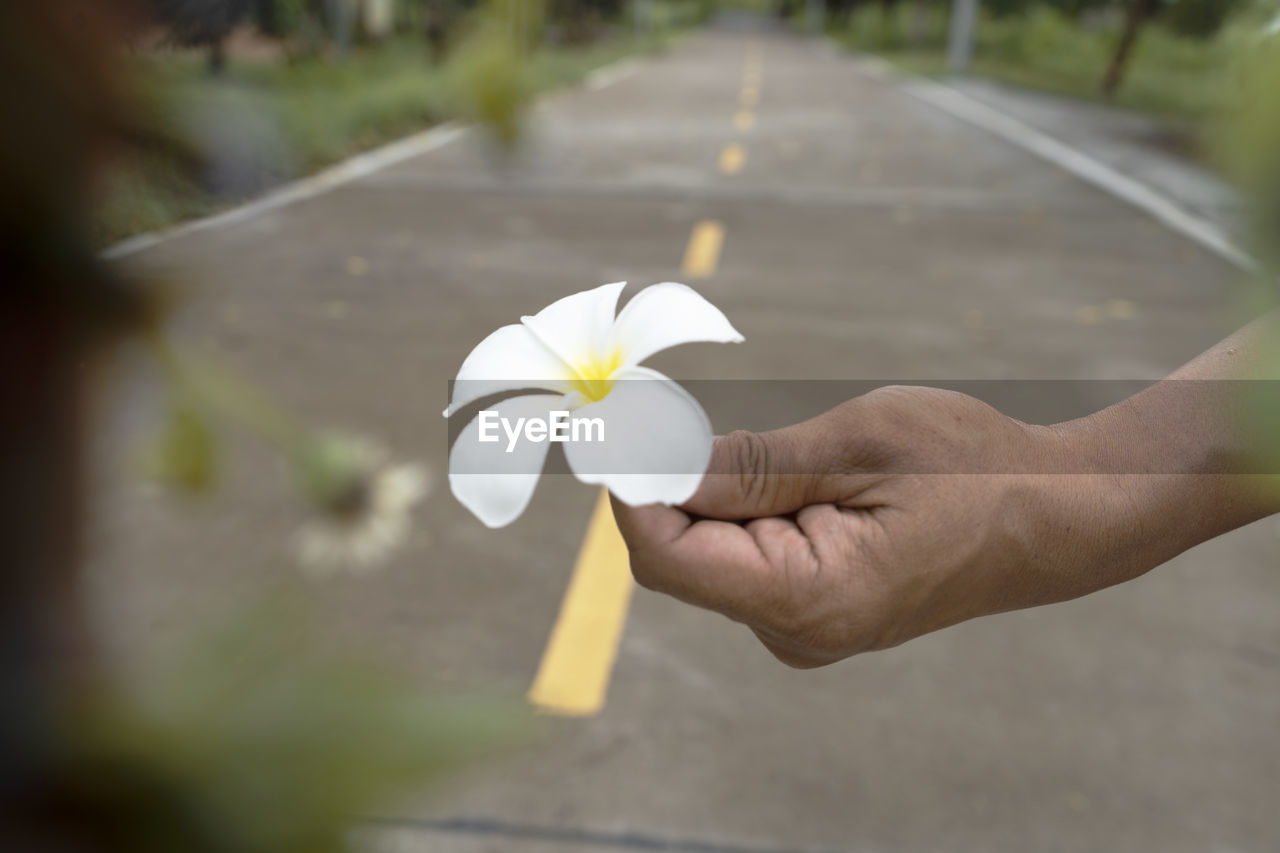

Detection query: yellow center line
xmin=718 ymin=142 xmax=747 ymax=175
xmin=531 ymin=44 xmax=746 ymax=720
xmin=736 ymin=46 xmax=762 ymax=131
xmin=527 ymin=489 xmax=634 ymax=717
xmin=682 ymin=220 xmax=725 ymax=278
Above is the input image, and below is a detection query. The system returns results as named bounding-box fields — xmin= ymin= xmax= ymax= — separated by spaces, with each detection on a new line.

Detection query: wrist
xmin=1043 ymin=396 xmax=1273 ymax=583
xmin=999 ymin=421 xmax=1160 ymax=601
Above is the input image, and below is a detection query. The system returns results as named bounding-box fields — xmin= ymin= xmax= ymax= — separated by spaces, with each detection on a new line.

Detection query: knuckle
xmin=725 ymin=429 xmax=774 ymax=505
xmin=858 ymin=383 xmax=917 ymax=408
xmin=855 ymin=385 xmax=920 ymax=429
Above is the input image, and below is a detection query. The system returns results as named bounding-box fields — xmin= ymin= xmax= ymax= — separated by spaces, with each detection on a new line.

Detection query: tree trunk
xmin=1 ymin=2 xmax=144 ymax=844
xmin=425 ymin=0 xmax=448 ymax=63
xmin=1101 ymin=0 xmax=1152 ymax=97
xmin=208 ymin=35 xmax=227 ymax=73
xmin=908 ymin=0 xmax=929 ymax=46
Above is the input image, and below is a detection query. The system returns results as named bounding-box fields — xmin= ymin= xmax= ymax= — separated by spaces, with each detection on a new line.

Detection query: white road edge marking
xmin=102 ymin=54 xmax=643 ymax=261
xmin=585 ymin=58 xmax=639 ymax=91
xmin=857 ymin=59 xmax=1256 ymax=273
xmin=102 ymin=122 xmax=467 ymax=261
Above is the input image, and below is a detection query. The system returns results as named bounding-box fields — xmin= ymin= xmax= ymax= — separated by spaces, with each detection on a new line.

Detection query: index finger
xmin=610 ymin=496 xmax=793 ymax=625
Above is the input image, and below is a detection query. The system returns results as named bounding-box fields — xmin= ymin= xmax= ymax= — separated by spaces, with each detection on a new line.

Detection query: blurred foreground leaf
xmin=146 ymin=401 xmax=218 ymax=494
xmin=448 ymin=23 xmax=532 ymax=146
xmin=60 ymin=606 xmax=530 ymax=853
xmin=1218 ymin=35 xmax=1280 ymax=272
xmin=446 ymin=0 xmax=549 ymax=146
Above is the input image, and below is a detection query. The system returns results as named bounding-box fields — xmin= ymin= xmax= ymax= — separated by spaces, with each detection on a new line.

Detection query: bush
xmin=833 ymin=0 xmax=1236 ymax=118
xmin=252 ymin=0 xmax=311 ymax=37
xmin=1162 ymin=0 xmax=1241 ymax=37
xmin=151 ymin=0 xmax=253 ymax=47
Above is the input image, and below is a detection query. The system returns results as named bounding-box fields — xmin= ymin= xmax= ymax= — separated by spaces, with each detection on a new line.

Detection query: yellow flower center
xmin=567 ymin=348 xmax=623 ymax=403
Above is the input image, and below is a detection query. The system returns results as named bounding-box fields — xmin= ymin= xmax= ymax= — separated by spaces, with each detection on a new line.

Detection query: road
xmin=92 ymin=13 xmax=1279 ymax=853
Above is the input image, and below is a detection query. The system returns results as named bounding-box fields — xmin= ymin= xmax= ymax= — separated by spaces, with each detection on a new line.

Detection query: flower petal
xmin=561 ymin=366 xmax=712 ymax=506
xmin=448 ymin=394 xmax=564 ymax=528
xmin=609 ymin=282 xmax=744 ymax=368
xmin=444 ymin=324 xmax=574 ymax=417
xmin=520 ymin=281 xmax=626 ymax=369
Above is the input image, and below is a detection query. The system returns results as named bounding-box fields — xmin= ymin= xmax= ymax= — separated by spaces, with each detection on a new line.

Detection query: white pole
xmin=636 ymin=0 xmax=653 ymax=40
xmin=326 ymin=0 xmax=353 ymax=58
xmin=947 ymin=0 xmax=977 ymax=74
xmin=807 ymin=0 xmax=825 ymax=34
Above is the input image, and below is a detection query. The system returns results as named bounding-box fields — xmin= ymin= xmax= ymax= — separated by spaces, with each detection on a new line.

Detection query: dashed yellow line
xmin=527 ymin=490 xmax=634 ymax=717
xmin=531 ymin=46 xmax=747 ymax=721
xmin=718 ymin=143 xmax=747 ymax=175
xmin=1075 ymin=305 xmax=1102 ymax=325
xmin=682 ymin=220 xmax=725 ymax=278
xmin=1106 ymin=298 xmax=1137 ymax=319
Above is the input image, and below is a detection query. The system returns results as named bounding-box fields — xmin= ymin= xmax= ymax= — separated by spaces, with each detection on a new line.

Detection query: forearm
xmin=615 ymin=326 xmax=1280 ymax=662
xmin=1052 ymin=316 xmax=1280 ymax=571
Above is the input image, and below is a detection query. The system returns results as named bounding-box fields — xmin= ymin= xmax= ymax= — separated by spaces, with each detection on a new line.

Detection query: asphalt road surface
xmin=92 ymin=13 xmax=1279 ymax=853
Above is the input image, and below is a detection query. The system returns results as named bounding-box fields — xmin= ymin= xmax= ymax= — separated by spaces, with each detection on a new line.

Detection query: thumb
xmin=682 ymin=425 xmax=839 ymax=520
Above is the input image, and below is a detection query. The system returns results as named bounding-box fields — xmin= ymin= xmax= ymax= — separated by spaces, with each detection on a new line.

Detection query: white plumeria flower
xmin=444 ymin=281 xmax=743 ymax=528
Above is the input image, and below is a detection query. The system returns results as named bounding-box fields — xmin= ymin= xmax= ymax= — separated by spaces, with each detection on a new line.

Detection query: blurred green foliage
xmin=1164 ymin=0 xmax=1245 ymax=37
xmin=97 ymin=1 xmax=698 ymax=246
xmin=835 ymin=3 xmax=1242 ymax=119
xmin=446 ymin=0 xmax=542 ymax=145
xmin=147 ymin=401 xmax=220 ymax=494
xmin=1218 ymin=35 xmax=1280 ymax=268
xmin=252 ymin=0 xmax=314 ymax=37
xmin=61 ymin=606 xmax=529 ymax=853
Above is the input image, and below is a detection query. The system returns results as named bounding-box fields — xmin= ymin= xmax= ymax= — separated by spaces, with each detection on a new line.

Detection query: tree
xmin=252 ymin=0 xmax=311 ymax=37
xmin=1164 ymin=0 xmax=1240 ymax=38
xmin=150 ymin=0 xmax=253 ymax=73
xmin=1100 ymin=0 xmax=1153 ymax=97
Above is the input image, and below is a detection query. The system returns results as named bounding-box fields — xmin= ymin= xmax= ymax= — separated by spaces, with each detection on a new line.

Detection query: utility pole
xmin=806 ymin=0 xmax=825 ymax=34
xmin=326 ymin=0 xmax=352 ymax=59
xmin=946 ymin=0 xmax=977 ymax=74
xmin=635 ymin=0 xmax=653 ymax=41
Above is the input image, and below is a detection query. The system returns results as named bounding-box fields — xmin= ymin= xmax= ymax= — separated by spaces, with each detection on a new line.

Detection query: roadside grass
xmin=97 ymin=27 xmax=687 ymax=247
xmin=831 ymin=5 xmax=1245 ymax=121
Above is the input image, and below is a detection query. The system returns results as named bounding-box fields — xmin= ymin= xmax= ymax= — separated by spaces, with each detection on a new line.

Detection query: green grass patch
xmin=832 ymin=4 xmax=1243 ymax=120
xmin=97 ymin=18 xmax=693 ymax=248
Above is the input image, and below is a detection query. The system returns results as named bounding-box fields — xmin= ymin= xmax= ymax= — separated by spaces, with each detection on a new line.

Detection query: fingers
xmin=609 ymin=493 xmax=690 ymax=547
xmin=611 ymin=497 xmax=800 ymax=625
xmin=681 ymin=401 xmax=889 ymax=519
xmin=612 ymin=496 xmax=879 ymax=665
xmin=681 ymin=427 xmax=825 ymax=520
xmin=683 ymin=390 xmax=906 ymax=521
xmin=750 ymin=626 xmax=837 ymax=669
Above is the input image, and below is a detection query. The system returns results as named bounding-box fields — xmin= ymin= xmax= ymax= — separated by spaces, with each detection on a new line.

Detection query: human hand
xmin=611 ymin=385 xmax=1194 ymax=668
